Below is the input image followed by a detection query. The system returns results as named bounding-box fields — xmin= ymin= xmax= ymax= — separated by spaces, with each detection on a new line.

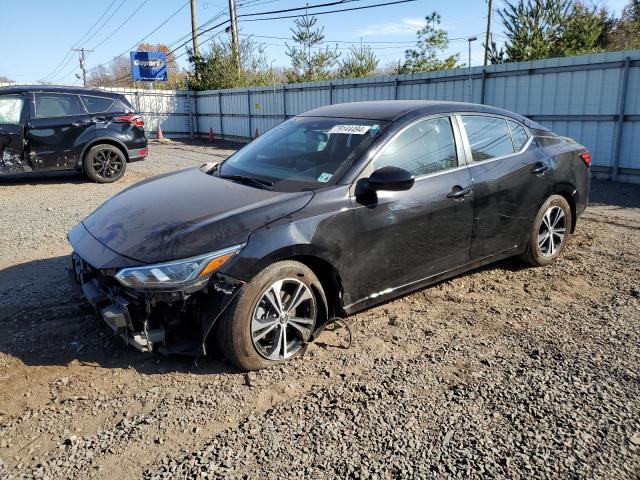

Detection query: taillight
xmin=115 ymin=114 xmax=144 ymax=127
xmin=579 ymin=152 xmax=591 ymax=167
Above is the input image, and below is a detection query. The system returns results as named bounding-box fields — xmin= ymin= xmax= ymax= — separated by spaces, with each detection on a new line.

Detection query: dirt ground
xmin=0 ymin=141 xmax=639 ymax=479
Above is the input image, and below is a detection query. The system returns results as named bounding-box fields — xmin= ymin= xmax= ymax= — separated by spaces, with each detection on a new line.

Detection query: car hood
xmin=82 ymin=167 xmax=313 ymax=264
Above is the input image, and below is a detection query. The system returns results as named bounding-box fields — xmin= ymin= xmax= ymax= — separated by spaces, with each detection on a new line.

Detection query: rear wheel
xmin=217 ymin=261 xmax=324 ymax=371
xmin=521 ymin=195 xmax=572 ymax=266
xmin=83 ymin=144 xmax=126 ymax=183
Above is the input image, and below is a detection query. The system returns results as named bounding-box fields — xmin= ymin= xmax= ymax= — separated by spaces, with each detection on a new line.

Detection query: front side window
xmin=373 ymin=116 xmax=458 ymax=176
xmin=34 ymin=93 xmax=83 ymax=118
xmin=80 ymin=95 xmax=114 ymax=113
xmin=219 ymin=116 xmax=388 ymax=192
xmin=0 ymin=95 xmax=24 ymax=124
xmin=462 ymin=116 xmax=515 ymax=161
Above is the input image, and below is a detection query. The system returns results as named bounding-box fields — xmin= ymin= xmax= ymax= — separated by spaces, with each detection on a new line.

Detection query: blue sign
xmin=130 ymin=51 xmax=167 ymax=82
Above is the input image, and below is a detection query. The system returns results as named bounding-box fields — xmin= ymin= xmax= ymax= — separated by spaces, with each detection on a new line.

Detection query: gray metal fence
xmin=189 ymin=50 xmax=640 ymax=183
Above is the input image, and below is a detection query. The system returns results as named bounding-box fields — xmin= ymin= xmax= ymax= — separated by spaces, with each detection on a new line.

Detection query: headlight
xmin=114 ymin=244 xmax=243 ymax=289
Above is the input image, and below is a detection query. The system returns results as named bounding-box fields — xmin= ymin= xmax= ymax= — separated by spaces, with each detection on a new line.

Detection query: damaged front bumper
xmin=69 ymin=252 xmax=243 ymax=356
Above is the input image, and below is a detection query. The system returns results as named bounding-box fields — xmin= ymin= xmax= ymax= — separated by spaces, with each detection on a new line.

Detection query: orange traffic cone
xmin=156 ymin=124 xmax=164 ymax=140
xmin=209 ymin=127 xmax=215 ymax=143
xmin=254 ymin=127 xmax=260 ymax=138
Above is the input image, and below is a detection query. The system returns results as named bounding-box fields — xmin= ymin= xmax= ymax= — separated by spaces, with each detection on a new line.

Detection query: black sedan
xmin=68 ymin=101 xmax=591 ymax=370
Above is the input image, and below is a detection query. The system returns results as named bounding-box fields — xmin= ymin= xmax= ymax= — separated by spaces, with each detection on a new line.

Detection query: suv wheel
xmin=83 ymin=144 xmax=126 ymax=183
xmin=521 ymin=194 xmax=572 ymax=266
xmin=217 ymin=261 xmax=325 ymax=371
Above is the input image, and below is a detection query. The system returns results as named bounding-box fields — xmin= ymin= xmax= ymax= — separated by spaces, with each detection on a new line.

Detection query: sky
xmin=0 ymin=0 xmax=632 ymax=85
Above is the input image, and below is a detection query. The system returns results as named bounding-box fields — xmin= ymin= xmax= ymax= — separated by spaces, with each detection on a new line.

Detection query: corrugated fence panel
xmin=104 ymin=87 xmax=190 ymax=137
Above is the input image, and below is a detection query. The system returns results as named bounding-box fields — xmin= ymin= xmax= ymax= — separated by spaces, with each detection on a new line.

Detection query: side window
xmin=373 ymin=117 xmax=457 ymax=176
xmin=0 ymin=95 xmax=24 ymax=124
xmin=462 ymin=116 xmax=515 ymax=161
xmin=508 ymin=120 xmax=529 ymax=151
xmin=34 ymin=93 xmax=83 ymax=118
xmin=80 ymin=95 xmax=114 ymax=114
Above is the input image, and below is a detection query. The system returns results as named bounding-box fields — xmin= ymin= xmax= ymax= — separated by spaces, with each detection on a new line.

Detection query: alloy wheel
xmin=538 ymin=205 xmax=566 ymax=257
xmin=92 ymin=149 xmax=123 ymax=179
xmin=251 ymin=278 xmax=316 ymax=361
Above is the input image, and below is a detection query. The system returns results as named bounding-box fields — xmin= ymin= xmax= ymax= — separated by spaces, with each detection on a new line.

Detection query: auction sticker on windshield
xmin=328 ymin=125 xmax=371 ymax=135
xmin=317 ymin=172 xmax=333 ymax=183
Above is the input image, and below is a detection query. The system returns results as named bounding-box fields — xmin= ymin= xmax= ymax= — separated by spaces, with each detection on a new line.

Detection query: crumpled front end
xmin=69 ymin=251 xmax=243 ymax=356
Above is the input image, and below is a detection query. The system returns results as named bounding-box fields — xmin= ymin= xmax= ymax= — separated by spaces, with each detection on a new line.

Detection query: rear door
xmin=457 ymin=114 xmax=551 ymax=259
xmin=351 ymin=115 xmax=474 ymax=303
xmin=0 ymin=93 xmax=29 ymax=174
xmin=28 ymin=92 xmax=96 ymax=170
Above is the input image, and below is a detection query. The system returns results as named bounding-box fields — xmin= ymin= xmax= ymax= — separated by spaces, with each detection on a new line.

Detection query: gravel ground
xmin=0 ymin=142 xmax=639 ymax=479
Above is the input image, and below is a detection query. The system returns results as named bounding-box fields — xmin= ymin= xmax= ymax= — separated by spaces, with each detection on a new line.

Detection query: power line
xmin=40 ymin=0 xmax=117 ymax=81
xmin=79 ymin=0 xmax=128 ymax=47
xmin=50 ymin=0 xmax=128 ymax=82
xmin=238 ymin=0 xmax=363 ymax=17
xmin=90 ymin=0 xmax=150 ymax=50
xmin=238 ymin=0 xmax=417 ymax=22
xmin=85 ymin=1 xmax=191 ymax=76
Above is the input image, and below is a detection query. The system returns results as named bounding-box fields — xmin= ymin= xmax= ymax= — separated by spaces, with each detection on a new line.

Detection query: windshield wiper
xmin=219 ymin=174 xmax=274 ymax=190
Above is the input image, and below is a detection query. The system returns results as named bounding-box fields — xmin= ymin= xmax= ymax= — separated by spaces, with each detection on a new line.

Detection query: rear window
xmin=462 ymin=116 xmax=515 ymax=161
xmin=508 ymin=120 xmax=529 ymax=151
xmin=80 ymin=95 xmax=114 ymax=113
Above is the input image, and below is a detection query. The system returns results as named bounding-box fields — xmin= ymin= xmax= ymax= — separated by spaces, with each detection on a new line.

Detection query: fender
xmin=76 ymin=136 xmax=130 ymax=170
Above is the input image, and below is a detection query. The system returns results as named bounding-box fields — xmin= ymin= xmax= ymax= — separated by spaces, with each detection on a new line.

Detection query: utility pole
xmin=72 ymin=47 xmax=93 ymax=87
xmin=190 ymin=0 xmax=200 ymax=59
xmin=228 ymin=0 xmax=240 ymax=67
xmin=467 ymin=37 xmax=477 ymax=102
xmin=483 ymin=0 xmax=493 ymax=66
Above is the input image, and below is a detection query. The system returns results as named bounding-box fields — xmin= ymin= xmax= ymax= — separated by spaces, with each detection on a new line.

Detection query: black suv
xmin=0 ymin=85 xmax=147 ymax=183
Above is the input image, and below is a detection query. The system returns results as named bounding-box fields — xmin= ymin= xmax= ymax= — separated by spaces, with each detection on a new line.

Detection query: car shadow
xmin=0 ymin=170 xmax=88 ymax=186
xmin=0 ymin=254 xmax=239 ymax=376
xmin=589 ymin=179 xmax=640 ymax=209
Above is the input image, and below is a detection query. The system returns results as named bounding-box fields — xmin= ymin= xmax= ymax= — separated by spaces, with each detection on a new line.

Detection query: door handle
xmin=447 ymin=186 xmax=472 ymax=200
xmin=92 ymin=116 xmax=107 ymax=123
xmin=72 ymin=120 xmax=92 ymax=127
xmin=530 ymin=164 xmax=550 ymax=175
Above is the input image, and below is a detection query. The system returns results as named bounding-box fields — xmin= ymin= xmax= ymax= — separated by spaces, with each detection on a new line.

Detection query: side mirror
xmin=367 ymin=166 xmax=415 ymax=191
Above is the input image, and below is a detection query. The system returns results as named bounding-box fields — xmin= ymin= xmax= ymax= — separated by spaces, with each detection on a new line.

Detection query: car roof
xmin=0 ymin=85 xmax=121 ymax=97
xmin=298 ymin=100 xmax=545 ymax=130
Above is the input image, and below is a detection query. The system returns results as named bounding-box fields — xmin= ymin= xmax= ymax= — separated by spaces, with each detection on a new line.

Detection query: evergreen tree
xmin=494 ymin=0 xmax=610 ymax=63
xmin=337 ymin=42 xmax=379 ymax=79
xmin=187 ymin=36 xmax=278 ymax=90
xmin=285 ymin=13 xmax=340 ymax=82
xmin=397 ymin=12 xmax=461 ymax=74
xmin=606 ymin=0 xmax=640 ymax=50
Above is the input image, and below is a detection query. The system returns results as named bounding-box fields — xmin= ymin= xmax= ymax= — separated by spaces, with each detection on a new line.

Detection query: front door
xmin=457 ymin=115 xmax=551 ymax=259
xmin=0 ymin=93 xmax=29 ymax=174
xmin=350 ymin=115 xmax=474 ymax=305
xmin=27 ymin=92 xmax=96 ymax=170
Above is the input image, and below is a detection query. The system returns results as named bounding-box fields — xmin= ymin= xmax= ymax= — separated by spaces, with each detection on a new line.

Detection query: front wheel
xmin=521 ymin=194 xmax=572 ymax=267
xmin=217 ymin=261 xmax=325 ymax=371
xmin=83 ymin=144 xmax=126 ymax=183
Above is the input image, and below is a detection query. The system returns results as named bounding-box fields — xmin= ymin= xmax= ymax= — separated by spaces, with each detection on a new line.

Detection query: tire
xmin=217 ymin=260 xmax=325 ymax=371
xmin=520 ymin=194 xmax=572 ymax=267
xmin=83 ymin=144 xmax=127 ymax=183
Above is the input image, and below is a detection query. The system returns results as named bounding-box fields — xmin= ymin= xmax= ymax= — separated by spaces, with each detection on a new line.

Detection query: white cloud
xmin=356 ymin=18 xmax=425 ymax=37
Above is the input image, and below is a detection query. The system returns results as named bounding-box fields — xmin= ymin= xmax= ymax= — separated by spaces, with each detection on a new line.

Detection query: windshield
xmin=218 ymin=116 xmax=387 ymax=192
